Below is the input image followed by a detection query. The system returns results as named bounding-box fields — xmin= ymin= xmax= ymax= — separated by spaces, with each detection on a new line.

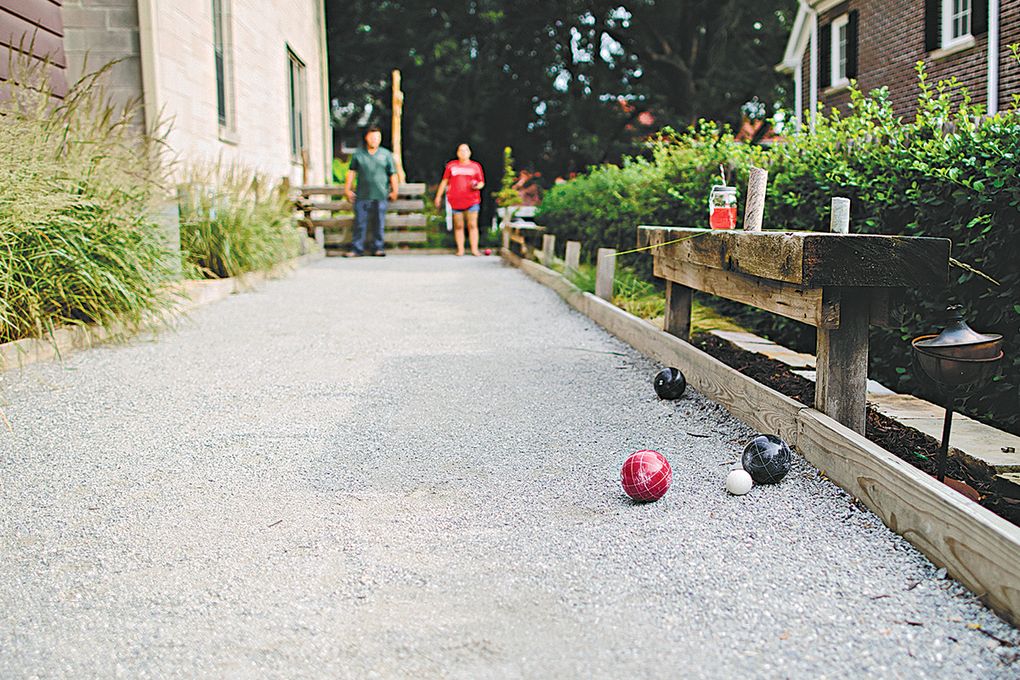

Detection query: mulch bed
xmin=694 ymin=333 xmax=1020 ymax=527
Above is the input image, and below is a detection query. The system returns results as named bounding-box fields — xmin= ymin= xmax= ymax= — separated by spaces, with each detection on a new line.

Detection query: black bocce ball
xmin=741 ymin=434 xmax=792 ymax=484
xmin=653 ymin=367 xmax=687 ymax=400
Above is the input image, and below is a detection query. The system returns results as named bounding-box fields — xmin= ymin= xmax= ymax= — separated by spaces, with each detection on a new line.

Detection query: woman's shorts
xmin=451 ymin=203 xmax=481 ymax=214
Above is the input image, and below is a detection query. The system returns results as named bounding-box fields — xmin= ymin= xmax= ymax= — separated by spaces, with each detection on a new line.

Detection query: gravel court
xmin=0 ymin=254 xmax=1017 ymax=678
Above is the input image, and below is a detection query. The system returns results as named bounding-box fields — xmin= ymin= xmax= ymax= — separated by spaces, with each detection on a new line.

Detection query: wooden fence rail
xmin=637 ymin=226 xmax=950 ymax=434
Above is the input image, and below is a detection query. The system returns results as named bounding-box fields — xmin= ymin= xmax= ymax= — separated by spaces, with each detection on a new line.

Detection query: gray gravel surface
xmin=1 ymin=255 xmax=1018 ymax=679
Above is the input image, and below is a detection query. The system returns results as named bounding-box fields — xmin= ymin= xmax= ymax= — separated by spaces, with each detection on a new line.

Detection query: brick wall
xmin=1000 ymin=0 xmax=1020 ymax=110
xmin=804 ymin=0 xmax=1019 ymax=119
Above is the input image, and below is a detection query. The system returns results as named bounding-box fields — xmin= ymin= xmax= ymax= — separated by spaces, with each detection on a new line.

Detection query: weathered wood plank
xmin=654 ymin=256 xmax=840 ymax=329
xmin=803 ymin=234 xmax=950 ymax=288
xmin=297 ymin=198 xmax=422 ymax=213
xmin=815 ymin=288 xmax=870 ymax=433
xmin=323 ymin=230 xmax=428 ymax=245
xmin=298 ymin=183 xmax=425 ymax=197
xmin=303 ymin=214 xmax=427 ymax=229
xmin=797 ymin=409 xmax=1020 ymax=626
xmin=638 ymin=226 xmax=950 ymax=288
xmin=640 ymin=226 xmax=804 ymax=284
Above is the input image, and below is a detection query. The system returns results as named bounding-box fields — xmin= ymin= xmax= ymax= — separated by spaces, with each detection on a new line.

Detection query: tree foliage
xmin=325 ymin=1 xmax=796 ymax=185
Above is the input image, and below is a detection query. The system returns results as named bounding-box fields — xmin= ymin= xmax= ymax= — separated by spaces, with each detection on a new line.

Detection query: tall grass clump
xmin=0 ymin=52 xmax=176 ymax=345
xmin=178 ymin=164 xmax=300 ymax=279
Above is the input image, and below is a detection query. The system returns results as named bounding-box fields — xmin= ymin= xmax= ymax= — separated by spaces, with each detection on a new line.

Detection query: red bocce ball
xmin=620 ymin=450 xmax=673 ymax=502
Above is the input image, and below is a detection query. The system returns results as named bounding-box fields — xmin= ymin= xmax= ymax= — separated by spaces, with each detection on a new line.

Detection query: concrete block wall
xmin=61 ymin=0 xmax=144 ymax=112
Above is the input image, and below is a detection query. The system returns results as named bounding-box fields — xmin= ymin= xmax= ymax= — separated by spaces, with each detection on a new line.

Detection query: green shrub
xmin=0 ymin=55 xmax=175 ymax=345
xmin=179 ymin=164 xmax=301 ymax=279
xmin=537 ymin=66 xmax=1020 ymax=434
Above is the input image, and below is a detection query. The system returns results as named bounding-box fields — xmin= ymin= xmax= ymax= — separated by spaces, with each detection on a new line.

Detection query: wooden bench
xmin=295 ymin=183 xmax=429 ymax=250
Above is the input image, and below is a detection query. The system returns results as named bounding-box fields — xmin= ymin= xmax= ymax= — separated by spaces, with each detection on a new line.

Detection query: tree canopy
xmin=326 ymin=1 xmax=796 ymax=186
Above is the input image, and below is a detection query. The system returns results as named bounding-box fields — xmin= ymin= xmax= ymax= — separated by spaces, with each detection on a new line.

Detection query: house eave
xmin=777 ymin=1 xmax=813 ymax=74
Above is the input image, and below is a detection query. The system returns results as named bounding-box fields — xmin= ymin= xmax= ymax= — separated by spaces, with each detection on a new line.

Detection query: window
xmin=830 ymin=14 xmax=849 ymax=87
xmin=944 ymin=0 xmax=972 ymax=46
xmin=819 ymin=11 xmax=856 ymax=91
xmin=212 ymin=0 xmax=236 ymax=139
xmin=926 ymin=0 xmax=987 ymax=55
xmin=288 ymin=49 xmax=308 ymax=160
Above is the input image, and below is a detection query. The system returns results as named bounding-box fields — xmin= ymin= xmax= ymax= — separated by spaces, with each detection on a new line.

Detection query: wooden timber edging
xmin=502 ymin=249 xmax=1020 ymax=626
xmin=0 ymin=249 xmax=324 ymax=374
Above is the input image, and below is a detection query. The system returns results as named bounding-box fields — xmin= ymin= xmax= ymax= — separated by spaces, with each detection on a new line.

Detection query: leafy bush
xmin=179 ymin=164 xmax=301 ymax=279
xmin=538 ymin=66 xmax=1020 ymax=434
xmin=0 ymin=55 xmax=175 ymax=345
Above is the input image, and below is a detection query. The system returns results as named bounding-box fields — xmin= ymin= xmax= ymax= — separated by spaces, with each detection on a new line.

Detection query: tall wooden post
xmin=391 ymin=69 xmax=406 ymax=184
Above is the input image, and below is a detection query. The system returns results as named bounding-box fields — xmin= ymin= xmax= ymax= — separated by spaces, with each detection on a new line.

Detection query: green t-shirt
xmin=350 ymin=147 xmax=397 ymax=201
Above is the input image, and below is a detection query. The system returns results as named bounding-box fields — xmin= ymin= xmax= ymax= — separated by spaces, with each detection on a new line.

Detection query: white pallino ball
xmin=726 ymin=469 xmax=753 ymax=496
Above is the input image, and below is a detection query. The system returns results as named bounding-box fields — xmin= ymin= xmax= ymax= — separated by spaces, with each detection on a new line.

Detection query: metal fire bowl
xmin=912 ymin=345 xmax=1004 ymax=389
xmin=911 ymin=334 xmax=1003 ymax=361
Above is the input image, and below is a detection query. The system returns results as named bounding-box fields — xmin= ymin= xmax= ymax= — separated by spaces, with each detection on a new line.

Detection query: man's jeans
xmin=352 ymin=199 xmax=387 ymax=254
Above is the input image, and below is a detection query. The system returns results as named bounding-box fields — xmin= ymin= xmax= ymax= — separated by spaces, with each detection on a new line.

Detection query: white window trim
xmin=830 ymin=13 xmax=850 ymax=90
xmin=213 ymin=0 xmax=238 ymax=143
xmin=941 ymin=0 xmax=973 ymax=51
xmin=287 ymin=47 xmax=309 ymax=164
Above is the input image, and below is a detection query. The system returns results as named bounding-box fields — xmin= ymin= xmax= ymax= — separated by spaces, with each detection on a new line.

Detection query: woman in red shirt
xmin=434 ymin=143 xmax=485 ymax=257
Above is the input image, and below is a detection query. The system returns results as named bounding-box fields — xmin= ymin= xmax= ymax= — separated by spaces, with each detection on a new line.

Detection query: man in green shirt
xmin=344 ymin=126 xmax=399 ymax=257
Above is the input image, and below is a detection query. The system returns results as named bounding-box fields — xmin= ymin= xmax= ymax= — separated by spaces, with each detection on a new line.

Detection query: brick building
xmin=778 ymin=0 xmax=1020 ymax=130
xmin=58 ymin=0 xmax=332 ymax=184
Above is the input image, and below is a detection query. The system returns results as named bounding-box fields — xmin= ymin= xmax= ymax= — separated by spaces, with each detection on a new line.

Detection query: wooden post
xmin=314 ymin=226 xmax=325 ymax=250
xmin=815 ymin=290 xmax=869 ymax=434
xmin=743 ymin=166 xmax=768 ymax=231
xmin=501 ymin=226 xmax=510 ymax=252
xmin=831 ymin=197 xmax=851 ymax=234
xmin=391 ymin=69 xmax=406 ymax=184
xmin=565 ymin=240 xmax=581 ymax=274
xmin=595 ymin=248 xmax=616 ymax=301
xmin=664 ymin=281 xmax=693 ymax=340
xmin=541 ymin=234 xmax=556 ymax=266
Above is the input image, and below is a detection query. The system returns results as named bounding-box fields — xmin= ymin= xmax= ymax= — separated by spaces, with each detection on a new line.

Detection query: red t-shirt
xmin=443 ymin=160 xmax=484 ymax=210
